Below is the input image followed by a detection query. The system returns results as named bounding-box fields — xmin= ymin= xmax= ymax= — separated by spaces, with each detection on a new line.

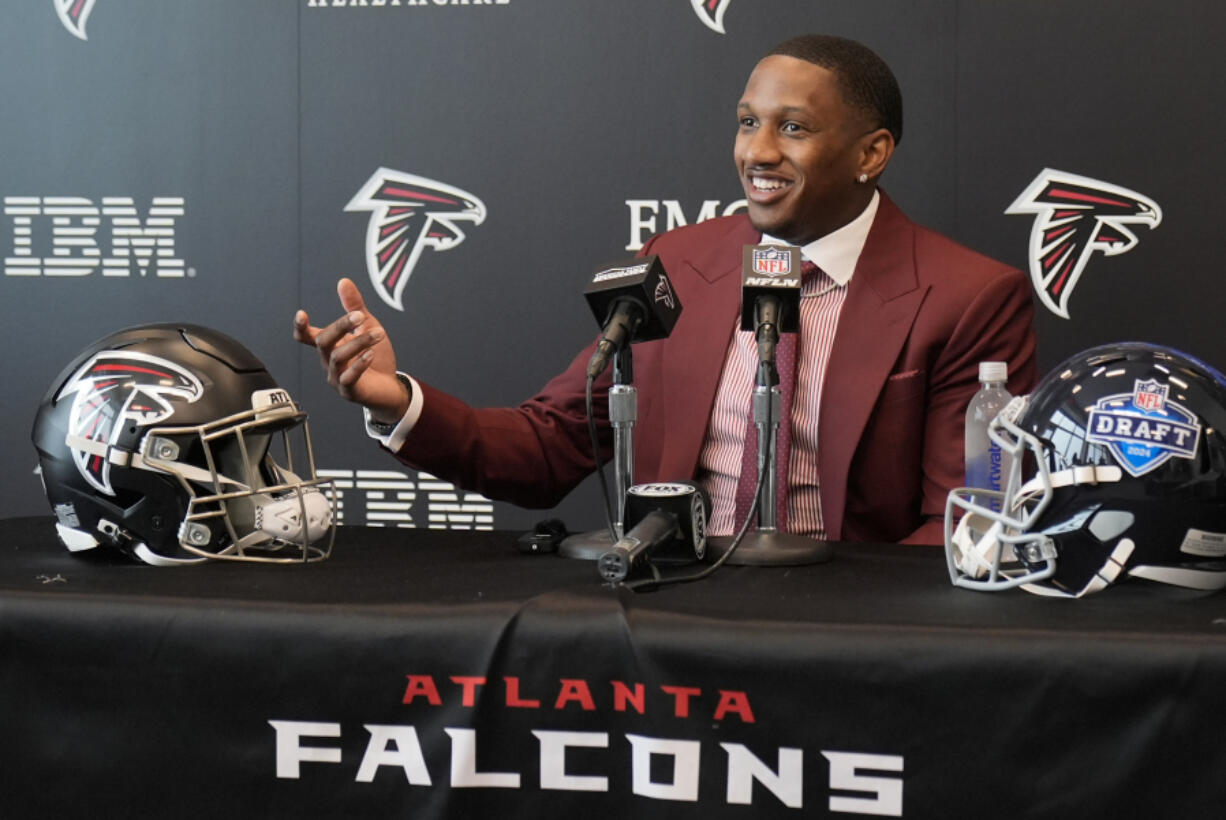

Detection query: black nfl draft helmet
xmin=946 ymin=342 xmax=1226 ymax=597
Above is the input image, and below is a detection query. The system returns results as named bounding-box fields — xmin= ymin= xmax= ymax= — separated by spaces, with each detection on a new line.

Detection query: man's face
xmin=735 ymin=55 xmax=874 ymax=245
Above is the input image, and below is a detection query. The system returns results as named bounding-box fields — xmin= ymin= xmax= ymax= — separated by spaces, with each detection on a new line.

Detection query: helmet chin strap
xmin=251 ymin=483 xmax=332 ymax=545
xmin=950 ymin=513 xmax=1007 ymax=579
xmin=1020 ymin=538 xmax=1136 ymax=598
xmin=133 ymin=542 xmax=208 ymax=567
xmin=1128 ymin=564 xmax=1226 ymax=590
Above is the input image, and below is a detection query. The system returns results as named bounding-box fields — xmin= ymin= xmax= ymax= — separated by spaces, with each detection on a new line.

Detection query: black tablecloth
xmin=3 ymin=516 xmax=1225 ymax=819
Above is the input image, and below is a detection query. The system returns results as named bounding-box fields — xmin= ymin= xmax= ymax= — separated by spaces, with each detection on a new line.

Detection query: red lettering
xmin=449 ymin=676 xmax=486 ymax=707
xmin=612 ymin=681 xmax=645 ymax=714
xmin=504 ymin=676 xmax=540 ymax=708
xmin=554 ymin=679 xmax=596 ymax=711
xmin=713 ymin=689 xmax=755 ymax=724
xmin=661 ymin=685 xmax=702 ymax=718
xmin=402 ymin=674 xmax=442 ymax=706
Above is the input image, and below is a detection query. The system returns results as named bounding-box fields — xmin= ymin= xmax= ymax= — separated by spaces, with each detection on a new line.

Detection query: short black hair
xmin=767 ymin=34 xmax=903 ymax=145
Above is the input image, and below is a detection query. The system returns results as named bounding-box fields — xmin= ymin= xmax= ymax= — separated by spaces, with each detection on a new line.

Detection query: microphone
xmin=740 ymin=245 xmax=802 ymax=382
xmin=597 ymin=482 xmax=710 ymax=583
xmin=584 ymin=255 xmax=682 ymax=379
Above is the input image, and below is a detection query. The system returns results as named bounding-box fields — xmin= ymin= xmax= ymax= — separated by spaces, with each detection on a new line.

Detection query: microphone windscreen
xmin=583 ymin=255 xmax=681 ymax=343
xmin=623 ymin=481 xmax=710 ymax=562
xmin=740 ymin=244 xmax=802 ymax=333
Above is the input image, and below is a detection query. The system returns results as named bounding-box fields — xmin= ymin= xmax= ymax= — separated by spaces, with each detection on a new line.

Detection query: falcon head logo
xmin=57 ymin=351 xmax=203 ymax=495
xmin=1006 ymin=169 xmax=1161 ymax=319
xmin=345 ymin=168 xmax=487 ymax=311
xmin=55 ymin=0 xmax=97 ymax=40
xmin=654 ymin=276 xmax=677 ymax=311
xmin=691 ymin=0 xmax=733 ymax=34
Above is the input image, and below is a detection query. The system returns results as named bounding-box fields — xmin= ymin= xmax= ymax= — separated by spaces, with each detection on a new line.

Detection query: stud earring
xmin=858 ymin=173 xmax=869 ymax=184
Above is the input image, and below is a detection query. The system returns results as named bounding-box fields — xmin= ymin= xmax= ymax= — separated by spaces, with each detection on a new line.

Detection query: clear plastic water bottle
xmin=964 ymin=362 xmax=1012 ymax=512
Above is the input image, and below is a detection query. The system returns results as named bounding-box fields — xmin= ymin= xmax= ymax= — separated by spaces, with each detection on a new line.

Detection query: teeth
xmin=751 ymin=177 xmax=788 ymax=191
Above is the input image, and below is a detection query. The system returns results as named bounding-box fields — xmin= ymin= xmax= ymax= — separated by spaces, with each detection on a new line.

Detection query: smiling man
xmin=296 ymin=35 xmax=1037 ymax=546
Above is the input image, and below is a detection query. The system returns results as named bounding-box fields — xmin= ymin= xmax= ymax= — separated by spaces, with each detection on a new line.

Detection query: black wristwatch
xmin=368 ymin=417 xmax=397 ymax=436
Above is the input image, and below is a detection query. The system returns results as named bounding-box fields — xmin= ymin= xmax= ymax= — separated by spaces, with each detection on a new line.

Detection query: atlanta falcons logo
xmin=345 ymin=168 xmax=487 ymax=311
xmin=57 ymin=351 xmax=203 ymax=495
xmin=55 ymin=0 xmax=97 ymax=41
xmin=1006 ymin=169 xmax=1161 ymax=319
xmin=691 ymin=0 xmax=733 ymax=34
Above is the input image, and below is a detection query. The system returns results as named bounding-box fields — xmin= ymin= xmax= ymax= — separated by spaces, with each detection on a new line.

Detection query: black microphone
xmin=740 ymin=245 xmax=802 ymax=384
xmin=584 ymin=255 xmax=682 ymax=379
xmin=596 ymin=482 xmax=710 ymax=583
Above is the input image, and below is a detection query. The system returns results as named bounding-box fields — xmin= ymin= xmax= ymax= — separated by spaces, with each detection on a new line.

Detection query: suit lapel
xmin=657 ymin=216 xmax=759 ymax=480
xmin=819 ymin=194 xmax=928 ymax=538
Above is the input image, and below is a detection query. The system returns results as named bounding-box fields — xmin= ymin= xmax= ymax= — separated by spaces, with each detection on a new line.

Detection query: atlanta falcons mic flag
xmin=583 ymin=255 xmax=681 ymax=379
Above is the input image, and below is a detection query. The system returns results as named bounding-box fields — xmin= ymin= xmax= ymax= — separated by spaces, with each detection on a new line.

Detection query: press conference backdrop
xmin=2 ymin=0 xmax=1221 ymax=533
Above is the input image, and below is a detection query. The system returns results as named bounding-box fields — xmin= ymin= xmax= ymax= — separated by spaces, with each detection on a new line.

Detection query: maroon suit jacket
xmin=396 ymin=193 xmax=1037 ymax=544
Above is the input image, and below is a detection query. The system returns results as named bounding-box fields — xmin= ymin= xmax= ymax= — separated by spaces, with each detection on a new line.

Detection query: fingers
xmin=300 ymin=279 xmax=397 ymax=404
xmin=292 ymin=310 xmax=318 ymax=345
xmin=336 ymin=348 xmax=374 ymax=389
xmin=337 ymin=277 xmax=368 ymax=316
xmin=329 ymin=327 xmax=385 ymax=371
xmin=325 ymin=325 xmax=385 ymax=388
xmin=312 ymin=309 xmax=368 ymax=353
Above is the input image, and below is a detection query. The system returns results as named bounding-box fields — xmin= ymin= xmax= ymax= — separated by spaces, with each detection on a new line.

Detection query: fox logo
xmin=346 ymin=168 xmax=487 ymax=311
xmin=57 ymin=351 xmax=203 ymax=495
xmin=1007 ymin=169 xmax=1161 ymax=319
xmin=691 ymin=0 xmax=732 ymax=34
xmin=55 ymin=0 xmax=97 ymax=40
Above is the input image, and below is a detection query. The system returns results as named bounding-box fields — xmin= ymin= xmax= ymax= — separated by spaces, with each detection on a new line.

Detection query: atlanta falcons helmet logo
xmin=345 ymin=168 xmax=487 ymax=311
xmin=1006 ymin=169 xmax=1161 ymax=319
xmin=55 ymin=0 xmax=97 ymax=41
xmin=691 ymin=0 xmax=733 ymax=34
xmin=57 ymin=351 xmax=203 ymax=495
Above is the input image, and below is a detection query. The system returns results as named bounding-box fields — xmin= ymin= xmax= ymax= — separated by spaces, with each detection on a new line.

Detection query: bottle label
xmin=966 ymin=442 xmax=1005 ymax=512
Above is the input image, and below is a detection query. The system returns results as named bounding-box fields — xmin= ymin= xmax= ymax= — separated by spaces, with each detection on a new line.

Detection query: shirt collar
xmin=760 ymin=189 xmax=880 ymax=287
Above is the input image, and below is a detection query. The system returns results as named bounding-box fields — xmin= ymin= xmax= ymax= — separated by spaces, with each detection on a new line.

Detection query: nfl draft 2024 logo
xmin=1087 ymin=379 xmax=1201 ymax=477
xmin=691 ymin=0 xmax=733 ymax=34
xmin=55 ymin=0 xmax=97 ymax=40
xmin=1006 ymin=169 xmax=1161 ymax=319
xmin=346 ymin=168 xmax=486 ymax=312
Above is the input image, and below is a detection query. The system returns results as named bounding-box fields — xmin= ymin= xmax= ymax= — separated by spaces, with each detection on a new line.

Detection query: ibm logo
xmin=4 ymin=196 xmax=187 ymax=278
xmin=319 ymin=469 xmax=495 ymax=530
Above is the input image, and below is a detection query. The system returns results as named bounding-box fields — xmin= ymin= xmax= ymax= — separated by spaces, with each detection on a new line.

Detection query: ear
xmin=858 ymin=128 xmax=896 ymax=183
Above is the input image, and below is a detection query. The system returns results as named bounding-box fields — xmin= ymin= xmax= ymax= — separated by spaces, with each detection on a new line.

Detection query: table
xmin=3 ymin=516 xmax=1225 ymax=818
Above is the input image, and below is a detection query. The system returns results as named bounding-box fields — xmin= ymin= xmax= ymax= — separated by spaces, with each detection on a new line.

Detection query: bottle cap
xmin=979 ymin=361 xmax=1007 ymax=383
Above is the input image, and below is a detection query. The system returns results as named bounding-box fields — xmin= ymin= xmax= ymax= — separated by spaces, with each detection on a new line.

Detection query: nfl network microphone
xmin=584 ymin=255 xmax=682 ymax=379
xmin=597 ymin=482 xmax=710 ymax=583
xmin=741 ymin=245 xmax=802 ymax=373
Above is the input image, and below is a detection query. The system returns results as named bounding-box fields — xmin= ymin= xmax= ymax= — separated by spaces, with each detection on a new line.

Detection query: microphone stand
xmin=706 ymin=354 xmax=832 ymax=566
xmin=560 ymin=345 xmax=636 ymax=559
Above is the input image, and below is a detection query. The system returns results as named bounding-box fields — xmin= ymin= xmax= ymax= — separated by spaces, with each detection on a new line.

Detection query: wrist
xmin=369 ymin=373 xmax=412 ymax=429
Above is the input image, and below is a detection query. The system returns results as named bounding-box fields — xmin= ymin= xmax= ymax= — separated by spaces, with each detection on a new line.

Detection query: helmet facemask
xmin=140 ymin=390 xmax=334 ymax=564
xmin=946 ymin=395 xmax=1061 ymax=592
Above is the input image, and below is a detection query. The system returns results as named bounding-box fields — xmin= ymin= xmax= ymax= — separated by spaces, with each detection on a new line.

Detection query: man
xmin=295 ymin=35 xmax=1037 ymax=545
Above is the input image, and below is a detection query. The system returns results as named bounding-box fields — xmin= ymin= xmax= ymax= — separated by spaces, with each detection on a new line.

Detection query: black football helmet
xmin=33 ymin=324 xmax=334 ymax=565
xmin=946 ymin=342 xmax=1226 ymax=596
